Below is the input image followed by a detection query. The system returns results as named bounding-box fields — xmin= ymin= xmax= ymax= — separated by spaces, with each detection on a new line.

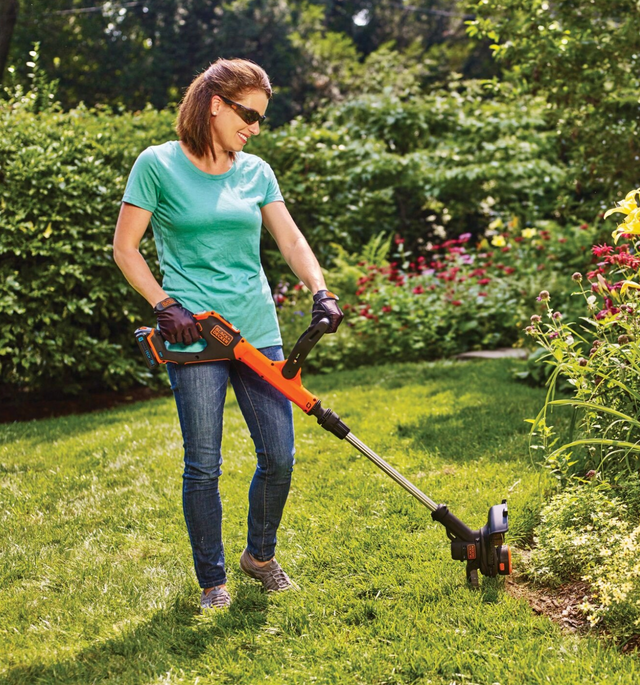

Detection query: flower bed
xmin=278 ymin=220 xmax=605 ymax=372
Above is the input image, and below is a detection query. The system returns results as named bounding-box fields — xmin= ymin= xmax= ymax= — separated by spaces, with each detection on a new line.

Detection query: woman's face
xmin=210 ymin=89 xmax=269 ymax=154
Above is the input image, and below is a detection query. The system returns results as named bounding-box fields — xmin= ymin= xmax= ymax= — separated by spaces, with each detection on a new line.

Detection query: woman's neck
xmin=179 ymin=141 xmax=233 ymax=175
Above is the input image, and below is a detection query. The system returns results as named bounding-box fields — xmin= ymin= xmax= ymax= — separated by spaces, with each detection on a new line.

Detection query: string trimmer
xmin=135 ymin=311 xmax=512 ymax=588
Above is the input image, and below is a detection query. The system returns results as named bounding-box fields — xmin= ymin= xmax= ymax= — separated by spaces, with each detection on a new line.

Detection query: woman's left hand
xmin=311 ymin=290 xmax=343 ymax=333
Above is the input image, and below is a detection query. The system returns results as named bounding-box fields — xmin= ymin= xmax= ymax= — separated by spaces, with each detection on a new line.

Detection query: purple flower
xmin=552 ymin=311 xmax=562 ymax=320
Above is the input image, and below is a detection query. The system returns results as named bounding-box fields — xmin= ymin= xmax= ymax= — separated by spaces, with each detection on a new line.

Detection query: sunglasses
xmin=217 ymin=96 xmax=266 ymax=125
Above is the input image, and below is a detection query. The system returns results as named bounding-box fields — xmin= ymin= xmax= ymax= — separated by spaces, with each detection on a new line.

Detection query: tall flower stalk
xmin=527 ymin=189 xmax=640 ymax=482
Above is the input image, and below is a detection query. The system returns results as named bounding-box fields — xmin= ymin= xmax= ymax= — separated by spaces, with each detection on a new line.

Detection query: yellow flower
xmin=488 ymin=218 xmax=503 ymax=230
xmin=491 ymin=235 xmax=506 ymax=247
xmin=604 ymin=188 xmax=640 ymax=243
xmin=522 ymin=228 xmax=537 ymax=239
xmin=619 ymin=280 xmax=640 ymax=296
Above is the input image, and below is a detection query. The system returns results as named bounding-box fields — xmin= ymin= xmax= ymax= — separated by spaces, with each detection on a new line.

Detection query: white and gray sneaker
xmin=240 ymin=549 xmax=299 ymax=592
xmin=200 ymin=586 xmax=231 ymax=612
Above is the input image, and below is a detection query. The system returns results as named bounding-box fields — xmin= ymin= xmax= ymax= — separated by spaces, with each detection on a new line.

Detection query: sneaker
xmin=240 ymin=548 xmax=299 ymax=592
xmin=200 ymin=586 xmax=231 ymax=612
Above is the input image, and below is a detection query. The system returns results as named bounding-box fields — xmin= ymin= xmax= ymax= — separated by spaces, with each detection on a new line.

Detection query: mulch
xmin=505 ymin=575 xmax=592 ymax=633
xmin=505 ymin=561 xmax=640 ymax=653
xmin=0 ymin=387 xmax=172 ymax=424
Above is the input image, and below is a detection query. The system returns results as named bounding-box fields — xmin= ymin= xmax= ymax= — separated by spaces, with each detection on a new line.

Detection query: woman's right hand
xmin=154 ymin=297 xmax=202 ymax=345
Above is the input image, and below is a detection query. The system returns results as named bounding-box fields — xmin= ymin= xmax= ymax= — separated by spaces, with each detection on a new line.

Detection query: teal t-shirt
xmin=122 ymin=141 xmax=283 ymax=348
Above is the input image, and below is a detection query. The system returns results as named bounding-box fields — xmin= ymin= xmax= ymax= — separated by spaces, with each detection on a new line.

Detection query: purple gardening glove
xmin=311 ymin=289 xmax=343 ymax=333
xmin=153 ymin=297 xmax=201 ymax=345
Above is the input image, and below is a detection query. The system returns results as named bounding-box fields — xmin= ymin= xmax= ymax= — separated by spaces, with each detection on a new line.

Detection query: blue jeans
xmin=167 ymin=346 xmax=295 ymax=588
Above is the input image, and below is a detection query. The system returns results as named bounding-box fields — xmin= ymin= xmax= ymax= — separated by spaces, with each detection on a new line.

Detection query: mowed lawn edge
xmin=1 ymin=359 xmax=638 ymax=685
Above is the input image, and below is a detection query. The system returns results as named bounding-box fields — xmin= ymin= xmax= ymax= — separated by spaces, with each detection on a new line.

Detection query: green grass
xmin=1 ymin=359 xmax=638 ymax=684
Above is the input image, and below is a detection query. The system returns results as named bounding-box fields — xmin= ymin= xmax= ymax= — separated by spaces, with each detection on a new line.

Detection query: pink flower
xmin=459 ymin=233 xmax=472 ymax=243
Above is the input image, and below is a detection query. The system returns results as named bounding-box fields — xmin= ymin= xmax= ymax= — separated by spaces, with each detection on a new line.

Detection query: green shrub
xmin=0 ymin=101 xmax=175 ymax=395
xmin=528 ymin=480 xmax=640 ymax=639
xmin=253 ymin=84 xmax=568 ymax=272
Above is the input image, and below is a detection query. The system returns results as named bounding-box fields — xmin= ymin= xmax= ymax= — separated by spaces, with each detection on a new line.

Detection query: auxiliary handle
xmin=281 ymin=318 xmax=330 ymax=379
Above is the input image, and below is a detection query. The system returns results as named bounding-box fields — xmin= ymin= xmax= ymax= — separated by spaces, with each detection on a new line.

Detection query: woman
xmin=113 ymin=58 xmax=343 ymax=611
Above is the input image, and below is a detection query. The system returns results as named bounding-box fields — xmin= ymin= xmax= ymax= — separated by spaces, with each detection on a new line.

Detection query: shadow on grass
xmin=2 ymin=587 xmax=269 ymax=685
xmin=0 ymin=397 xmax=176 ymax=450
xmin=398 ymin=401 xmax=532 ymax=463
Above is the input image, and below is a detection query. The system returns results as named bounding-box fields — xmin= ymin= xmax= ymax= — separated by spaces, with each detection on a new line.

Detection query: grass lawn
xmin=1 ymin=358 xmax=638 ymax=684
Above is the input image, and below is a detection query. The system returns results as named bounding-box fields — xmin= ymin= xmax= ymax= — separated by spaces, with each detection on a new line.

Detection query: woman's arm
xmin=113 ymin=203 xmax=200 ymax=344
xmin=261 ymin=201 xmax=327 ymax=294
xmin=113 ymin=202 xmax=168 ymax=306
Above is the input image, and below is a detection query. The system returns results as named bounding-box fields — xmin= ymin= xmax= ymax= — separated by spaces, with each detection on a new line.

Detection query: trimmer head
xmin=432 ymin=500 xmax=512 ymax=588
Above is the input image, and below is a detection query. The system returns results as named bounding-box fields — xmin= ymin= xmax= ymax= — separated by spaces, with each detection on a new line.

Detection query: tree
xmin=0 ymin=0 xmax=18 ymax=80
xmin=468 ymin=0 xmax=640 ymax=214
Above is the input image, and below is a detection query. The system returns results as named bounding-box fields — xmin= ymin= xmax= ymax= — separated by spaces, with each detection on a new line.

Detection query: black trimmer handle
xmin=282 ymin=318 xmax=330 ymax=379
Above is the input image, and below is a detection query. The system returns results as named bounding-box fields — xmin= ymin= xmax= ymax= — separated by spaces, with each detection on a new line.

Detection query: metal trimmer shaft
xmin=345 ymin=433 xmax=438 ymax=512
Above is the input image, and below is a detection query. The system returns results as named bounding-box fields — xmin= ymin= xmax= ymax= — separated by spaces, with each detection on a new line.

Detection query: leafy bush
xmin=253 ymin=83 xmax=569 ymax=272
xmin=528 ymin=480 xmax=640 ymax=639
xmin=0 ymin=94 xmax=175 ymax=396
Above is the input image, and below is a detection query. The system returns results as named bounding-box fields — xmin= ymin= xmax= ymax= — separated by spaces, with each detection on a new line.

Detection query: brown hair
xmin=176 ymin=58 xmax=272 ymax=163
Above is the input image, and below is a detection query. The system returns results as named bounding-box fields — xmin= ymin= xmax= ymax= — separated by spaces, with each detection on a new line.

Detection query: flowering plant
xmin=527 ymin=188 xmax=640 ymax=481
xmin=276 ymin=220 xmax=603 ymax=373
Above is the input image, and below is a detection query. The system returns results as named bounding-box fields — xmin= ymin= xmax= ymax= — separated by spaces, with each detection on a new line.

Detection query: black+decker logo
xmin=212 ymin=325 xmax=233 ymax=346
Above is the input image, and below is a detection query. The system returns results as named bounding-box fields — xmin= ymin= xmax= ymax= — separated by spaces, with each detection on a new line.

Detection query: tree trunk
xmin=0 ymin=0 xmax=19 ymax=82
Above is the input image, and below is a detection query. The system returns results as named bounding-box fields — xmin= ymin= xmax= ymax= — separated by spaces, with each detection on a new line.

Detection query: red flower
xmin=412 ymin=286 xmax=425 ymax=295
xmin=478 ymin=278 xmax=491 ymax=285
xmin=478 ymin=292 xmax=488 ymax=297
xmin=580 ymin=223 xmax=589 ymax=230
xmin=558 ymin=238 xmax=567 ymax=244
xmin=592 ymin=244 xmax=614 ymax=257
xmin=382 ymin=305 xmax=392 ymax=313
xmin=451 ymin=300 xmax=462 ymax=306
xmin=504 ymin=267 xmax=516 ymax=275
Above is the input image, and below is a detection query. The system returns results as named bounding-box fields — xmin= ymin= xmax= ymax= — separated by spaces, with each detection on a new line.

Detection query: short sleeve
xmin=122 ymin=147 xmax=160 ymax=212
xmin=259 ymin=162 xmax=284 ymax=207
